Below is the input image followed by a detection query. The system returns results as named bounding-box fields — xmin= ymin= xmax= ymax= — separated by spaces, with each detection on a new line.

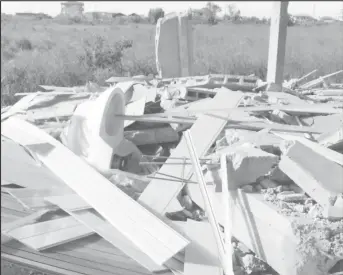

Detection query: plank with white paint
xmin=44 ymin=195 xmax=180 ymax=273
xmin=5 ymin=216 xmax=93 ymax=251
xmin=1 ymin=117 xmax=190 ymax=266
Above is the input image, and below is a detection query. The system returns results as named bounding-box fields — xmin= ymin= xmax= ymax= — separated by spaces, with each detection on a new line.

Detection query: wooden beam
xmin=266 ymin=1 xmax=289 ymax=90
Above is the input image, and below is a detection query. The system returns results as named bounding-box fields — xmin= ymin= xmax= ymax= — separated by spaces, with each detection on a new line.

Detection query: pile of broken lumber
xmin=1 ymin=71 xmax=343 ymax=275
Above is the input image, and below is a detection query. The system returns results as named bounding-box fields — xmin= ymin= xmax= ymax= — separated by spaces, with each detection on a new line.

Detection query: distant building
xmin=15 ymin=12 xmax=52 ymax=19
xmin=60 ymin=1 xmax=84 ymax=17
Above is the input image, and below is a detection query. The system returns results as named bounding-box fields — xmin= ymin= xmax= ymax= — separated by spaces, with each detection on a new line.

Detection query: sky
xmin=1 ymin=1 xmax=342 ymax=19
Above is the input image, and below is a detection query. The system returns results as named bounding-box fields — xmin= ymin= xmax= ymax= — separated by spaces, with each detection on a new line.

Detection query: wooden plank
xmin=184 ymin=220 xmax=222 ymax=275
xmin=138 ymin=89 xmax=244 ymax=214
xmin=220 ymin=155 xmax=235 ymax=275
xmin=45 ymin=195 xmax=183 ymax=273
xmin=1 ymin=117 xmax=189 ymax=266
xmin=266 ymin=1 xmax=289 ymax=89
xmin=5 ymin=216 xmax=93 ymax=251
xmin=184 ymin=131 xmax=227 ymax=273
xmin=2 ymin=209 xmax=52 ymax=233
xmin=2 ymin=252 xmax=83 ymax=275
xmin=6 ymin=187 xmax=73 ymax=210
xmin=1 ymin=138 xmax=66 ymax=189
xmin=2 ymin=245 xmax=148 ymax=275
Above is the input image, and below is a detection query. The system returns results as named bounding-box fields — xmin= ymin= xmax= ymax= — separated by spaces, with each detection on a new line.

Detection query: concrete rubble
xmin=1 ymin=13 xmax=343 ymax=275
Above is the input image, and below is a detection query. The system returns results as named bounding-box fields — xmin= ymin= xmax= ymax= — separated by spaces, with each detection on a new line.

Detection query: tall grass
xmin=1 ymin=16 xmax=343 ymax=106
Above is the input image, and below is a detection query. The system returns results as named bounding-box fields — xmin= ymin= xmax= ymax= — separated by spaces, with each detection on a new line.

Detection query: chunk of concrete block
xmin=124 ymin=126 xmax=179 ymax=146
xmin=155 ymin=13 xmax=193 ymax=78
xmin=282 ymin=140 xmax=343 ymax=194
xmin=279 ymin=155 xmax=340 ymax=209
xmin=225 ymin=145 xmax=279 ymax=186
xmin=270 ymin=109 xmax=298 ymax=125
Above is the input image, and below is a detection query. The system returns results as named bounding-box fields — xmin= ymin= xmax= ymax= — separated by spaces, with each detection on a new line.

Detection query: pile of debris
xmin=1 ymin=70 xmax=343 ymax=275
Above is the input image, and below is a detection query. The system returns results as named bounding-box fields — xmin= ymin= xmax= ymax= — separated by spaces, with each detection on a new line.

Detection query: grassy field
xmin=1 ymin=16 xmax=343 ymax=106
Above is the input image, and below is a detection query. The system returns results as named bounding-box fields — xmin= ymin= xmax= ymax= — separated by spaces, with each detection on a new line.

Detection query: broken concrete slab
xmin=281 ymin=140 xmax=343 ymax=194
xmin=208 ymin=189 xmax=340 ymax=275
xmin=156 ymin=12 xmax=193 ymax=78
xmin=221 ymin=144 xmax=279 ymax=187
xmin=279 ymin=156 xmax=340 ymax=209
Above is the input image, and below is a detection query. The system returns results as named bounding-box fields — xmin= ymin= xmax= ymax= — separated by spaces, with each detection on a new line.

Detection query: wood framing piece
xmin=184 ymin=220 xmax=223 ymax=275
xmin=138 ymin=89 xmax=243 ymax=214
xmin=6 ymin=187 xmax=73 ymax=210
xmin=220 ymin=155 xmax=235 ymax=275
xmin=1 ymin=117 xmax=190 ymax=266
xmin=184 ymin=131 xmax=227 ymax=273
xmin=45 ymin=194 xmax=183 ymax=273
xmin=5 ymin=216 xmax=93 ymax=251
xmin=266 ymin=1 xmax=289 ymax=90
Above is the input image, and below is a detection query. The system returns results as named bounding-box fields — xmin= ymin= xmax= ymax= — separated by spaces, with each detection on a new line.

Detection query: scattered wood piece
xmin=299 ymin=70 xmax=343 ymax=90
xmin=184 ymin=130 xmax=228 ymax=274
xmin=2 ymin=209 xmax=53 ymax=236
xmin=6 ymin=187 xmax=73 ymax=210
xmin=138 ymin=89 xmax=244 ymax=214
xmin=220 ymin=155 xmax=235 ymax=275
xmin=5 ymin=216 xmax=93 ymax=251
xmin=184 ymin=220 xmax=223 ymax=275
xmin=45 ymin=196 xmax=175 ymax=273
xmin=2 ymin=116 xmax=190 ymax=266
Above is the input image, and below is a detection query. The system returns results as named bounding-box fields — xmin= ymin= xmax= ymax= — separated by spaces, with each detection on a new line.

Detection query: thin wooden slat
xmin=1 ymin=117 xmax=190 ymax=267
xmin=2 ymin=252 xmax=82 ymax=275
xmin=4 ymin=239 xmax=172 ymax=275
xmin=2 ymin=209 xmax=52 ymax=233
xmin=220 ymin=155 xmax=235 ymax=275
xmin=6 ymin=187 xmax=73 ymax=209
xmin=184 ymin=220 xmax=223 ymax=275
xmin=138 ymin=89 xmax=244 ymax=214
xmin=184 ymin=130 xmax=228 ymax=274
xmin=6 ymin=216 xmax=80 ymax=240
xmin=45 ymin=195 xmax=181 ymax=273
xmin=2 ymin=245 xmax=141 ymax=275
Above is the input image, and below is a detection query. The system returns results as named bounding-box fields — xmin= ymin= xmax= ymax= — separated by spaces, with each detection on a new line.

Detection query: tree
xmin=203 ymin=2 xmax=222 ymax=25
xmin=148 ymin=8 xmax=165 ymax=24
xmin=225 ymin=3 xmax=241 ymax=22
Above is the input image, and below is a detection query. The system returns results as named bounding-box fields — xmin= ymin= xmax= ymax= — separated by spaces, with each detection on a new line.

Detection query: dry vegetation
xmin=1 ymin=16 xmax=343 ymax=106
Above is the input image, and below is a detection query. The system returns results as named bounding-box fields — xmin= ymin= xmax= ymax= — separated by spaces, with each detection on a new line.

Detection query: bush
xmin=148 ymin=8 xmax=165 ymax=24
xmin=80 ymin=35 xmax=133 ymax=73
xmin=16 ymin=38 xmax=33 ymax=51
